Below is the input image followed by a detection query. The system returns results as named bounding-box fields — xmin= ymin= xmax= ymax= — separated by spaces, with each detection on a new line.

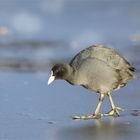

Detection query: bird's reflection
xmin=93 ymin=117 xmax=122 ymax=140
xmin=55 ymin=117 xmax=133 ymax=140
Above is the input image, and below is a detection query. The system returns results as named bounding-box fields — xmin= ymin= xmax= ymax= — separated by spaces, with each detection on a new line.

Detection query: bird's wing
xmin=70 ymin=44 xmax=135 ymax=73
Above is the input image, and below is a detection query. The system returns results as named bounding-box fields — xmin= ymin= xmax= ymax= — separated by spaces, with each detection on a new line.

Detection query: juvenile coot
xmin=48 ymin=45 xmax=136 ymax=119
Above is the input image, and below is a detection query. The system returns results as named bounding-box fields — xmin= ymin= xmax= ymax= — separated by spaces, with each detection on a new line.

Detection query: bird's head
xmin=48 ymin=64 xmax=71 ymax=85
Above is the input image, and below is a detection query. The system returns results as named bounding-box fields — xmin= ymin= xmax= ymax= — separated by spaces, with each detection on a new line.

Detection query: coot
xmin=48 ymin=45 xmax=136 ymax=119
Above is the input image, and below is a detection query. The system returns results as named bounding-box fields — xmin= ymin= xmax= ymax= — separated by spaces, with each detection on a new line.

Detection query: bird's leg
xmin=73 ymin=92 xmax=105 ymax=120
xmin=94 ymin=92 xmax=105 ymax=117
xmin=106 ymin=92 xmax=123 ymax=116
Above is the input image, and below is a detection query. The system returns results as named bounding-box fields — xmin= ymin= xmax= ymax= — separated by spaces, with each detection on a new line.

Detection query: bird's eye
xmin=53 ymin=69 xmax=59 ymax=75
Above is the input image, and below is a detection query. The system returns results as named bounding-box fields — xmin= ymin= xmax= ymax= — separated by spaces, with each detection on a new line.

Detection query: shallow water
xmin=0 ymin=68 xmax=139 ymax=140
xmin=0 ymin=44 xmax=139 ymax=140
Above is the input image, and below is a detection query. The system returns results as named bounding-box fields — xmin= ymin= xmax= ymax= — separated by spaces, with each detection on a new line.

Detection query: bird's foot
xmin=72 ymin=113 xmax=102 ymax=120
xmin=107 ymin=107 xmax=124 ymax=117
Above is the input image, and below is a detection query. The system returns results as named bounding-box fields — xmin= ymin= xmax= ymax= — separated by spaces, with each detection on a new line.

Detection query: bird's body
xmin=69 ymin=45 xmax=135 ymax=93
xmin=70 ymin=58 xmax=119 ymax=93
xmin=48 ymin=44 xmax=136 ymax=119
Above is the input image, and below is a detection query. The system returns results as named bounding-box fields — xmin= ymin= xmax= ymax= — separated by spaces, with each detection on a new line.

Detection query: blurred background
xmin=0 ymin=0 xmax=140 ymax=72
xmin=0 ymin=0 xmax=140 ymax=140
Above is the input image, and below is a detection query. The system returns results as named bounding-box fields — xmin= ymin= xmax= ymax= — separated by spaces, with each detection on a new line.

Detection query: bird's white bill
xmin=48 ymin=71 xmax=55 ymax=85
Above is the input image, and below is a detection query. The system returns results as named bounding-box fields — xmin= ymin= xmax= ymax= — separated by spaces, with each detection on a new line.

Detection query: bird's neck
xmin=65 ymin=65 xmax=76 ymax=84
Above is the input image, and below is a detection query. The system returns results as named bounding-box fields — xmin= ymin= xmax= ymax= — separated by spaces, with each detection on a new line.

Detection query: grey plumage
xmin=48 ymin=44 xmax=136 ymax=119
xmin=69 ymin=44 xmax=135 ymax=92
